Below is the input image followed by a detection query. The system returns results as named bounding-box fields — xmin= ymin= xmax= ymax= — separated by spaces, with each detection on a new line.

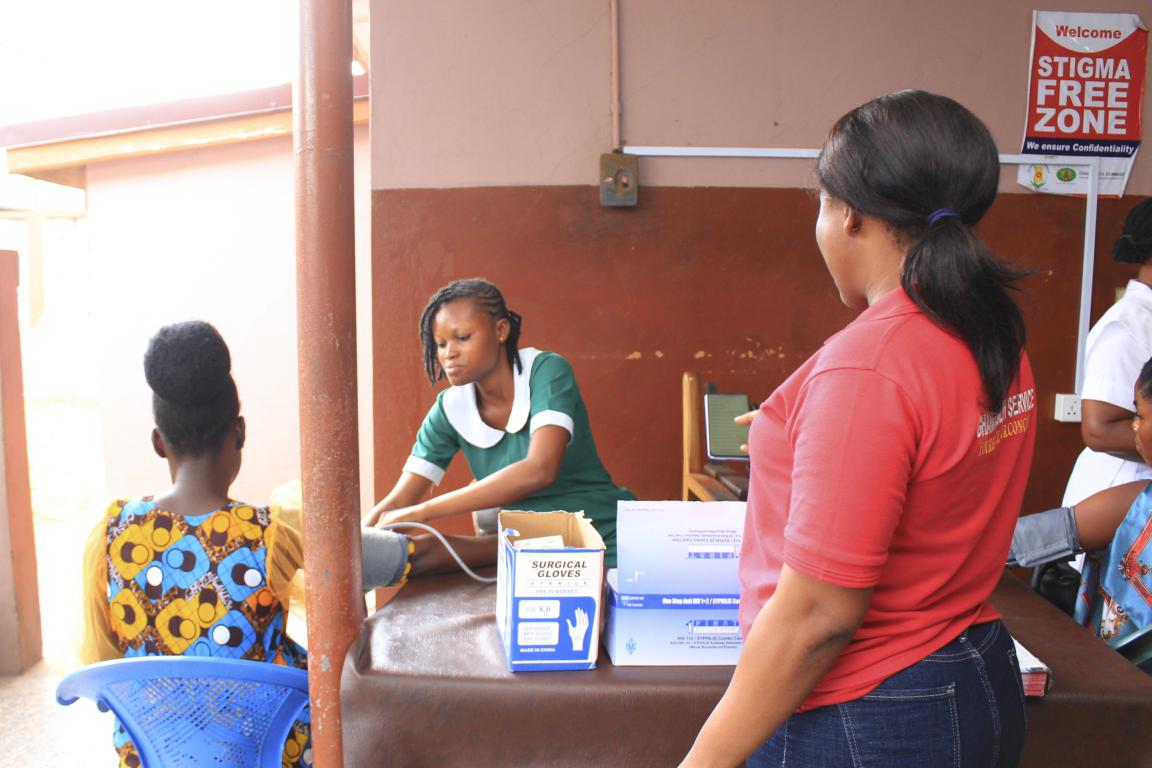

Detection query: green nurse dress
xmin=403 ymin=348 xmax=633 ymax=565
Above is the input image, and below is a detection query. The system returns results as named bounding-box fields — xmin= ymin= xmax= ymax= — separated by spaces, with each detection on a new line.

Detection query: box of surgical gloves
xmin=496 ymin=510 xmax=605 ymax=671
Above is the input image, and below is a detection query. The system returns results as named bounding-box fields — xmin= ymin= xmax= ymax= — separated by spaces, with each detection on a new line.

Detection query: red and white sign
xmin=1020 ymin=11 xmax=1147 ymax=197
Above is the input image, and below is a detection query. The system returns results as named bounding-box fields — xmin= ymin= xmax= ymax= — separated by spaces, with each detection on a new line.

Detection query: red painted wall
xmin=372 ymin=186 xmax=1143 ymax=523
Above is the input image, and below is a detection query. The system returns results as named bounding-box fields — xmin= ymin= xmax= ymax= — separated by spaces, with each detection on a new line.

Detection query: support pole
xmin=295 ymin=0 xmax=361 ymax=764
xmin=0 ymin=250 xmax=42 ymax=674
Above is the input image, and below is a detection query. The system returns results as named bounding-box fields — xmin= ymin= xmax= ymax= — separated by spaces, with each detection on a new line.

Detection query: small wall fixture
xmin=599 ymin=152 xmax=638 ymax=207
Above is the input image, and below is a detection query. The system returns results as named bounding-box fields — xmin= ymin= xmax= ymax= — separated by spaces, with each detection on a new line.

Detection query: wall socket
xmin=599 ymin=152 xmax=638 ymax=207
xmin=1054 ymin=393 xmax=1081 ymax=423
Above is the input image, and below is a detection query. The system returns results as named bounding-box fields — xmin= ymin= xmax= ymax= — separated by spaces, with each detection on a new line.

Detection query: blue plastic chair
xmin=56 ymin=656 xmax=310 ymax=768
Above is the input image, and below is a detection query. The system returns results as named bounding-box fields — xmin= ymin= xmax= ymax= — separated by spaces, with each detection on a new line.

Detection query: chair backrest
xmin=682 ymin=371 xmax=703 ymax=500
xmin=57 ymin=656 xmax=309 ymax=768
xmin=1110 ymin=622 xmax=1152 ymax=675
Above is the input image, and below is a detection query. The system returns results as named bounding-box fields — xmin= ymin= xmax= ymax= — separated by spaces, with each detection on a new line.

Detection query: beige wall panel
xmin=371 ymin=0 xmax=1151 ymax=193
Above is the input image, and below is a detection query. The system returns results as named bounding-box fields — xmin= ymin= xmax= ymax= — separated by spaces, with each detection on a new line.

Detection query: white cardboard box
xmin=615 ymin=500 xmax=745 ymax=594
xmin=496 ymin=510 xmax=605 ymax=671
xmin=603 ymin=570 xmax=743 ymax=666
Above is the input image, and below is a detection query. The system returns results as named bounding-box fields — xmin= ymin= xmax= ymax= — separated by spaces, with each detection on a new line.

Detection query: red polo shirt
xmin=739 ymin=288 xmax=1036 ymax=709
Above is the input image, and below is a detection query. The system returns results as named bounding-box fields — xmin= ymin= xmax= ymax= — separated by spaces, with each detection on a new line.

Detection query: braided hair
xmin=1138 ymin=355 xmax=1152 ymax=402
xmin=419 ymin=278 xmax=523 ymax=384
xmin=1112 ymin=197 xmax=1152 ymax=264
xmin=144 ymin=321 xmax=240 ymax=457
xmin=817 ymin=89 xmax=1028 ymax=413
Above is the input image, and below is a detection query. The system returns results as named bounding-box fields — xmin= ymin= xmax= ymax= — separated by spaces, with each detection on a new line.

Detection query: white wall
xmin=83 ymin=126 xmax=374 ymax=509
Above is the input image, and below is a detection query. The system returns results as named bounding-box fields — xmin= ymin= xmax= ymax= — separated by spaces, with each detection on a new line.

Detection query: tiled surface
xmin=1 ymin=661 xmax=118 ymax=768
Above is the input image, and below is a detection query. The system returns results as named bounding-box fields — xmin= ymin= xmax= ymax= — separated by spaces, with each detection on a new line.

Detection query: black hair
xmin=1112 ymin=197 xmax=1152 ymax=264
xmin=144 ymin=320 xmax=240 ymax=457
xmin=419 ymin=278 xmax=523 ymax=384
xmin=1138 ymin=356 xmax=1152 ymax=402
xmin=816 ymin=89 xmax=1028 ymax=413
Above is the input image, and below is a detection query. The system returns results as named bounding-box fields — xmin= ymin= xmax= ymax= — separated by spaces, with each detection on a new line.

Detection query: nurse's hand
xmin=735 ymin=409 xmax=759 ymax=454
xmin=378 ymin=504 xmax=428 ymax=527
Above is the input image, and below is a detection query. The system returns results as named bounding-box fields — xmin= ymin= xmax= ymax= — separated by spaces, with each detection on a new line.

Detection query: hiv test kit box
xmin=614 ymin=500 xmax=745 ymax=594
xmin=496 ymin=510 xmax=605 ymax=671
xmin=604 ymin=569 xmax=743 ymax=665
xmin=604 ymin=500 xmax=746 ymax=666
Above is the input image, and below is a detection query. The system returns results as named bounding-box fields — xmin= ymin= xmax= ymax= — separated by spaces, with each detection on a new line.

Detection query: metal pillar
xmin=294 ymin=0 xmax=362 ymax=764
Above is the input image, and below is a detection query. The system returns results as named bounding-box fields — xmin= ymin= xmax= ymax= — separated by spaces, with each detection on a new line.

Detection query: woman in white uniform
xmin=1063 ymin=197 xmax=1152 ymax=508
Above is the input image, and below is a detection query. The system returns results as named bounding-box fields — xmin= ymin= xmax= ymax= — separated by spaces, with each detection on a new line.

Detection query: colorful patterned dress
xmin=83 ymin=497 xmax=311 ymax=768
xmin=1075 ymin=483 xmax=1152 ymax=644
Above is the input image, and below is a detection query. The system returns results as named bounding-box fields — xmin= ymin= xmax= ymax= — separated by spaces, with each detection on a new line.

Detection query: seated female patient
xmin=366 ymin=278 xmax=634 ymax=568
xmin=80 ymin=320 xmax=410 ymax=767
xmin=1010 ymin=355 xmax=1152 ymax=646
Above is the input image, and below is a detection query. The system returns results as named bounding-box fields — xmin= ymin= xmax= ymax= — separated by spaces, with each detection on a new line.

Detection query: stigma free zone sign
xmin=1019 ymin=11 xmax=1148 ymax=197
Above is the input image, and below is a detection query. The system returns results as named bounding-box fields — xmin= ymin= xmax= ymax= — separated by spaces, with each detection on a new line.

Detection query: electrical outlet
xmin=1054 ymin=393 xmax=1081 ymax=423
xmin=599 ymin=152 xmax=638 ymax=207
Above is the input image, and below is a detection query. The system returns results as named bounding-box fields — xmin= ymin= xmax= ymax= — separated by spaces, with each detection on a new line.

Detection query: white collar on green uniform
xmin=442 ymin=347 xmax=543 ymax=448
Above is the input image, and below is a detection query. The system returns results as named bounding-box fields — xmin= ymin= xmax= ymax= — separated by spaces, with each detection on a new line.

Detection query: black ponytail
xmin=817 ymin=89 xmax=1028 ymax=413
xmin=1112 ymin=197 xmax=1152 ymax=264
xmin=419 ymin=278 xmax=523 ymax=384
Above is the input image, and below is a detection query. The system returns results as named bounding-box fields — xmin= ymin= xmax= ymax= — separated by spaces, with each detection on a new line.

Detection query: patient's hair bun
xmin=144 ymin=321 xmax=240 ymax=457
xmin=144 ymin=321 xmax=233 ymax=406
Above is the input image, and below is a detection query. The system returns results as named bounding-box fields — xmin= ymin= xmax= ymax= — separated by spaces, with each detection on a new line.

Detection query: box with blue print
xmin=605 ymin=500 xmax=746 ymax=666
xmin=496 ymin=510 xmax=605 ymax=671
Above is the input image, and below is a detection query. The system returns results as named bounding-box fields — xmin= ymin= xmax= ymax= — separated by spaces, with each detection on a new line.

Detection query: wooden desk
xmin=685 ymin=471 xmax=739 ymax=502
xmin=341 ymin=571 xmax=1152 ymax=767
xmin=991 ymin=571 xmax=1152 ymax=766
xmin=686 ymin=462 xmax=744 ymax=502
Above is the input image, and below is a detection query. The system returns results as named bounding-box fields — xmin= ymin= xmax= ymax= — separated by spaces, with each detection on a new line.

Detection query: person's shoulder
xmin=821 ymin=306 xmax=939 ymax=364
xmin=528 ymin=349 xmax=573 ymax=376
xmin=229 ymin=499 xmax=270 ymax=513
xmin=426 ymin=386 xmax=454 ymax=418
xmin=110 ymin=497 xmax=152 ymax=518
xmin=819 ymin=305 xmax=970 ymax=393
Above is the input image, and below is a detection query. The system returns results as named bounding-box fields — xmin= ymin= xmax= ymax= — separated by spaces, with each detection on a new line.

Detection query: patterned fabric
xmin=1075 ymin=484 xmax=1152 ymax=644
xmin=103 ymin=497 xmax=310 ymax=768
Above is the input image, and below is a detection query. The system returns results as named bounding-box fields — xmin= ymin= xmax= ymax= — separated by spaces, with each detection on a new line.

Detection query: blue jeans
xmin=747 ymin=620 xmax=1026 ymax=768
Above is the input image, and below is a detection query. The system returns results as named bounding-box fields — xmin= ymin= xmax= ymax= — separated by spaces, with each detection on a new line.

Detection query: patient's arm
xmin=1074 ymin=480 xmax=1148 ymax=550
xmin=1009 ymin=480 xmax=1149 ymax=567
xmin=409 ymin=533 xmax=497 ymax=576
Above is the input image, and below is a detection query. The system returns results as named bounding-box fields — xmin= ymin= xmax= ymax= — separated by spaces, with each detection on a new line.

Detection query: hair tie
xmin=927 ymin=208 xmax=960 ymax=226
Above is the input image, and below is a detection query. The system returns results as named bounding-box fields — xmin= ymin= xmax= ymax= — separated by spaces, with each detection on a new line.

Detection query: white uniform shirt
xmin=1063 ymin=280 xmax=1152 ymax=507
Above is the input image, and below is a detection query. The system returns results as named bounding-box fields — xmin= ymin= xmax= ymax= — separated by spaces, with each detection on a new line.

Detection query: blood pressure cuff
xmin=361 ymin=528 xmax=413 ymax=590
xmin=1007 ymin=506 xmax=1081 ymax=568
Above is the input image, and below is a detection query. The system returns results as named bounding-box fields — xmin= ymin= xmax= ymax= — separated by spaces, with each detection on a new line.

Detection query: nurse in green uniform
xmin=366 ymin=278 xmax=634 ymax=567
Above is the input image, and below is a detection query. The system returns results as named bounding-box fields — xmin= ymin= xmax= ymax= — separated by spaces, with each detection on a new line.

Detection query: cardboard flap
xmin=495 ymin=510 xmax=606 ymax=671
xmin=499 ymin=510 xmax=605 ymax=551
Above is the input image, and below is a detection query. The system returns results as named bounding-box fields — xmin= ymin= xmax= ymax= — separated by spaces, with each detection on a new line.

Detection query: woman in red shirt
xmin=681 ymin=90 xmax=1035 ymax=768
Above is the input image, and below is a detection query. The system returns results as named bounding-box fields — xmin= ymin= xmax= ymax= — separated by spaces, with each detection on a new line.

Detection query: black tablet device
xmin=704 ymin=393 xmax=752 ymax=461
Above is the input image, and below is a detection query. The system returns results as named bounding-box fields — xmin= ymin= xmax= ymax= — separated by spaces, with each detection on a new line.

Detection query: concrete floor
xmin=0 ymin=659 xmax=117 ymax=768
xmin=2 ymin=507 xmax=119 ymax=767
